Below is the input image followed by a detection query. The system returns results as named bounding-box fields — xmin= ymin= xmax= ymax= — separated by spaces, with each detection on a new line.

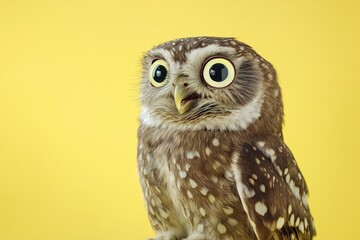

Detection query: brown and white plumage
xmin=137 ymin=37 xmax=316 ymax=240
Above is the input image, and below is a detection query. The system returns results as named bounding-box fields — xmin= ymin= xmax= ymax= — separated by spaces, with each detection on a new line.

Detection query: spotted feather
xmin=232 ymin=137 xmax=316 ymax=239
xmin=138 ymin=36 xmax=316 ymax=240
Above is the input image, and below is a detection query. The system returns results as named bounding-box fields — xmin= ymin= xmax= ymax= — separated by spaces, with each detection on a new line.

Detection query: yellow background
xmin=0 ymin=0 xmax=359 ymax=239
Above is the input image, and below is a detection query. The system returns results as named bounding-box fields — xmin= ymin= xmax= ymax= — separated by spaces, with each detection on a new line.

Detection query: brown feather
xmin=138 ymin=37 xmax=315 ymax=240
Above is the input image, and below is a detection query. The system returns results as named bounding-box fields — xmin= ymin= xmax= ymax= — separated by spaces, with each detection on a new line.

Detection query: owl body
xmin=137 ymin=37 xmax=316 ymax=240
xmin=138 ymin=127 xmax=256 ymax=239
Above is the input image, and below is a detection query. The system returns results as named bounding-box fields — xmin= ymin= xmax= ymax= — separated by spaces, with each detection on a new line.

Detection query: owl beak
xmin=173 ymin=83 xmax=198 ymax=115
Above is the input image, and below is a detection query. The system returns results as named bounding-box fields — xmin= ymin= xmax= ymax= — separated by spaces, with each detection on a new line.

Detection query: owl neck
xmin=138 ymin=123 xmax=282 ymax=148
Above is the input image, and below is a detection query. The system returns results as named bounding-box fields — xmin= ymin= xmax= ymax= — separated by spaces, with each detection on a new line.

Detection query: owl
xmin=137 ymin=37 xmax=316 ymax=240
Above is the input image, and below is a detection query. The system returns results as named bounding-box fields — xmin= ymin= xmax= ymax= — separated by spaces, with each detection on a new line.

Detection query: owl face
xmin=140 ymin=37 xmax=282 ymax=132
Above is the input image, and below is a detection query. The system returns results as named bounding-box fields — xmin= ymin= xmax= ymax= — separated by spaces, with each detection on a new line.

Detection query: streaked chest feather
xmin=138 ymin=126 xmax=255 ymax=238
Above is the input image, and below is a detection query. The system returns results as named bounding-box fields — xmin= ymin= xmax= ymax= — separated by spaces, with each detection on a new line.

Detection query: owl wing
xmin=231 ymin=136 xmax=316 ymax=240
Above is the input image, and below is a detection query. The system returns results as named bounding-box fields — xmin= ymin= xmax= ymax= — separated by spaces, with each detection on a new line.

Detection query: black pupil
xmin=153 ymin=65 xmax=167 ymax=83
xmin=209 ymin=63 xmax=228 ymax=82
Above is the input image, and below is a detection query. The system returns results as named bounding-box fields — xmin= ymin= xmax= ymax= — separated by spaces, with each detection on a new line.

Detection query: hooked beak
xmin=173 ymin=82 xmax=199 ymax=115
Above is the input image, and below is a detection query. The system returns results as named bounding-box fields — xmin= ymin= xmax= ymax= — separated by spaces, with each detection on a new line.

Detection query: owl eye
xmin=202 ymin=57 xmax=235 ymax=88
xmin=149 ymin=59 xmax=169 ymax=87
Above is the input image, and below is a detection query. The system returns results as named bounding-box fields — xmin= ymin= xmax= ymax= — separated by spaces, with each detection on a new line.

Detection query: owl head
xmin=139 ymin=37 xmax=283 ymax=135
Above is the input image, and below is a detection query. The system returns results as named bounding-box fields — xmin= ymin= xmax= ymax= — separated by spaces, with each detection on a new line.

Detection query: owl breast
xmin=138 ymin=125 xmax=257 ymax=239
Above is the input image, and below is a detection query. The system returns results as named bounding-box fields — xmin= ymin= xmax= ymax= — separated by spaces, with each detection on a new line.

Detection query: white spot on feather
xmin=285 ymin=174 xmax=290 ymax=183
xmin=208 ymin=194 xmax=216 ymax=203
xmin=223 ymin=206 xmax=234 ymax=215
xmin=273 ymin=89 xmax=279 ymax=97
xmin=227 ymin=218 xmax=238 ymax=226
xmin=260 ymin=184 xmax=265 ymax=193
xmin=211 ymin=175 xmax=219 ymax=183
xmin=249 ymin=178 xmax=255 ymax=185
xmin=184 ymin=163 xmax=190 ymax=171
xmin=255 ymin=201 xmax=268 ymax=216
xmin=179 ymin=170 xmax=187 ymax=179
xmin=276 ymin=217 xmax=285 ymax=229
xmin=212 ymin=138 xmax=220 ymax=146
xmin=290 ymin=214 xmax=295 ymax=226
xmin=244 ymin=187 xmax=255 ymax=198
xmin=217 ymin=223 xmax=227 ymax=234
xmin=298 ymin=172 xmax=302 ymax=180
xmin=186 ymin=151 xmax=200 ymax=159
xmin=199 ymin=207 xmax=206 ymax=217
xmin=189 ymin=179 xmax=198 ymax=188
xmin=299 ymin=221 xmax=305 ymax=233
xmin=302 ymin=193 xmax=309 ymax=206
xmin=288 ymin=205 xmax=292 ymax=214
xmin=159 ymin=209 xmax=169 ymax=219
xmin=200 ymin=187 xmax=209 ymax=196
xmin=205 ymin=147 xmax=212 ymax=156
xmin=304 ymin=218 xmax=309 ymax=228
xmin=266 ymin=148 xmax=276 ymax=161
xmin=187 ymin=190 xmax=193 ymax=199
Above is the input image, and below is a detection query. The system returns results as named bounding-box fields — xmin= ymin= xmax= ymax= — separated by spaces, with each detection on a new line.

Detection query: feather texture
xmin=137 ymin=37 xmax=315 ymax=240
